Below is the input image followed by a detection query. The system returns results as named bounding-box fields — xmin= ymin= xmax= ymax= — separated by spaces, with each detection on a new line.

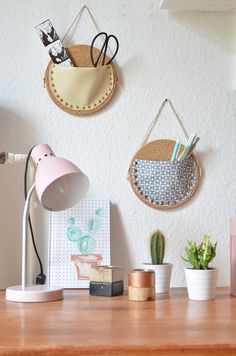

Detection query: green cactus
xmin=150 ymin=230 xmax=165 ymax=265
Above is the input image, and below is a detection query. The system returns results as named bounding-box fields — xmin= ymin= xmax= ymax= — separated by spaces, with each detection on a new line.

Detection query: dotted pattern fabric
xmin=48 ymin=199 xmax=110 ymax=288
xmin=131 ymin=158 xmax=197 ymax=207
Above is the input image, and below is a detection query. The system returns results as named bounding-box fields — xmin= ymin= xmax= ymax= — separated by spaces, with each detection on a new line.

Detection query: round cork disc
xmin=44 ymin=44 xmax=118 ymax=116
xmin=128 ymin=139 xmax=201 ymax=210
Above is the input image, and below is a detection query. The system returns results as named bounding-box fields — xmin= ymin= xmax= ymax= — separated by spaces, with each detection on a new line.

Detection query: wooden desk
xmin=0 ymin=288 xmax=236 ymax=355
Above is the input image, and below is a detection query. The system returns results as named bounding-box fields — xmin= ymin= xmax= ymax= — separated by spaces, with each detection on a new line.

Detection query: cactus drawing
xmin=67 ymin=208 xmax=103 ymax=254
xmin=67 ymin=217 xmax=82 ymax=242
xmin=150 ymin=230 xmax=165 ymax=265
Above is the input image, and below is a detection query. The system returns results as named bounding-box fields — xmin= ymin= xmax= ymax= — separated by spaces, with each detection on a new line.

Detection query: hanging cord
xmin=62 ymin=5 xmax=115 ymax=59
xmin=24 ymin=146 xmax=46 ymax=285
xmin=127 ymin=99 xmax=191 ymax=180
xmin=62 ymin=5 xmax=100 ymax=42
xmin=139 ymin=98 xmax=189 ymax=149
xmin=168 ymin=99 xmax=189 ymax=140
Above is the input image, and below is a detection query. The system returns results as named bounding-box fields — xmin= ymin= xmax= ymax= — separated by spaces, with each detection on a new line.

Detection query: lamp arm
xmin=22 ymin=183 xmax=36 ymax=289
xmin=0 ymin=152 xmax=27 ymax=164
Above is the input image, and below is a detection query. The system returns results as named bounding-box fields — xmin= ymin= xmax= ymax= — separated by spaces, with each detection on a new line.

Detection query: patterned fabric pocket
xmin=131 ymin=157 xmax=198 ymax=208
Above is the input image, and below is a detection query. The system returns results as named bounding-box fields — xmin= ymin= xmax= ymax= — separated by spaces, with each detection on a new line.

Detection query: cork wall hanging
xmin=128 ymin=99 xmax=201 ymax=210
xmin=44 ymin=6 xmax=119 ymax=116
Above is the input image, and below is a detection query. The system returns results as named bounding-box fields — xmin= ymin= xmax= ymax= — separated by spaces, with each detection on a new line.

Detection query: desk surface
xmin=0 ymin=288 xmax=236 ymax=356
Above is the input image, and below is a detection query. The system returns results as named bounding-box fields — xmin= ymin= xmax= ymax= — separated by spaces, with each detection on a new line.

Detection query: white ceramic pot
xmin=143 ymin=263 xmax=172 ymax=294
xmin=184 ymin=268 xmax=218 ymax=301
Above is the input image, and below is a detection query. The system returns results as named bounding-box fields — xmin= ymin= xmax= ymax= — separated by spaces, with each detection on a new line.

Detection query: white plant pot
xmin=184 ymin=268 xmax=218 ymax=301
xmin=143 ymin=263 xmax=172 ymax=294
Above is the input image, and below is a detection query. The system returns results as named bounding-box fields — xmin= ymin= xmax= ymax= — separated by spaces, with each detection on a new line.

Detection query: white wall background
xmin=0 ymin=0 xmax=235 ymax=289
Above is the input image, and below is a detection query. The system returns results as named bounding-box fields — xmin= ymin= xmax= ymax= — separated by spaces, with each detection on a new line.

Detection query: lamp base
xmin=6 ymin=285 xmax=63 ymax=302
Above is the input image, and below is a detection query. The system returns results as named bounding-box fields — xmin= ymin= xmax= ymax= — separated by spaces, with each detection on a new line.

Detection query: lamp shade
xmin=31 ymin=144 xmax=89 ymax=211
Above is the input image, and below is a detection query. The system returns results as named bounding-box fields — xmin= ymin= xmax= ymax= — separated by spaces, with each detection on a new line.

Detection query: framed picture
xmin=48 ymin=199 xmax=110 ymax=288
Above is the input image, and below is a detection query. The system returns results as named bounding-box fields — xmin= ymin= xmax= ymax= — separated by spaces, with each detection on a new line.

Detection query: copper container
xmin=128 ymin=269 xmax=155 ymax=288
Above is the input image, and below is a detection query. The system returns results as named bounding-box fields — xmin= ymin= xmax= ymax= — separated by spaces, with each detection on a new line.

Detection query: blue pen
xmin=171 ymin=140 xmax=180 ymax=162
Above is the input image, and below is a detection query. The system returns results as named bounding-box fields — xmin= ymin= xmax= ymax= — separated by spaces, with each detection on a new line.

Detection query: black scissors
xmin=90 ymin=32 xmax=119 ymax=67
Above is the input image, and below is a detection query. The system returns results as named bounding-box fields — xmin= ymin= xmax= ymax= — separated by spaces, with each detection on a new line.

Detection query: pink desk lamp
xmin=6 ymin=144 xmax=89 ymax=302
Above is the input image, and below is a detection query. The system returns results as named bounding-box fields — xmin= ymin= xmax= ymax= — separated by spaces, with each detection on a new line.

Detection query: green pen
xmin=178 ymin=133 xmax=197 ymax=161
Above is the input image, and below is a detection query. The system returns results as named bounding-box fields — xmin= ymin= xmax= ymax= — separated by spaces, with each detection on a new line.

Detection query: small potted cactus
xmin=143 ymin=230 xmax=172 ymax=294
xmin=182 ymin=235 xmax=217 ymax=300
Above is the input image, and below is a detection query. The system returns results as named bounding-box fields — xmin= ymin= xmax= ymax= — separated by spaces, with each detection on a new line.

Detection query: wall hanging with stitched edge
xmin=44 ymin=5 xmax=119 ymax=116
xmin=128 ymin=99 xmax=201 ymax=210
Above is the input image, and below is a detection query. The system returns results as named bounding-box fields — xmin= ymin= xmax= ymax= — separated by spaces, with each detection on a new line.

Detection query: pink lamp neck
xmin=31 ymin=144 xmax=55 ymax=166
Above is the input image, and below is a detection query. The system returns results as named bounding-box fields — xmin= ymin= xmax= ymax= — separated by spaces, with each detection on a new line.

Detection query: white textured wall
xmin=0 ymin=0 xmax=235 ymax=288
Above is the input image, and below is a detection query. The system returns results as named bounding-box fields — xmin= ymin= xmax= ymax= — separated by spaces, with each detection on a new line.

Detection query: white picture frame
xmin=48 ymin=199 xmax=110 ymax=288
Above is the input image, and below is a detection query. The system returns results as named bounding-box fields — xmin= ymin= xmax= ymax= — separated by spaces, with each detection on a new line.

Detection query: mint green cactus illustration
xmin=67 ymin=217 xmax=82 ymax=242
xmin=78 ymin=235 xmax=95 ymax=254
xmin=87 ymin=208 xmax=103 ymax=234
xmin=67 ymin=209 xmax=103 ymax=254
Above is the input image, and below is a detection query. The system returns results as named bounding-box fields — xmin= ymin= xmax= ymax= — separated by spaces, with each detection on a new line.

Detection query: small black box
xmin=89 ymin=280 xmax=124 ymax=297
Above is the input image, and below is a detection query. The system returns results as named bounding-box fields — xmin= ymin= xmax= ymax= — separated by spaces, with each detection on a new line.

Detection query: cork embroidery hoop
xmin=44 ymin=6 xmax=118 ymax=116
xmin=128 ymin=99 xmax=201 ymax=210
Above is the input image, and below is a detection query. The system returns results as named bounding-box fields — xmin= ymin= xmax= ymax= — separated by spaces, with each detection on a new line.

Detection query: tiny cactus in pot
xmin=143 ymin=230 xmax=172 ymax=294
xmin=150 ymin=230 xmax=165 ymax=265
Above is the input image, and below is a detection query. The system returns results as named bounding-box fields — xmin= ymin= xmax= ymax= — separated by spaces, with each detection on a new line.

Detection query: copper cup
xmin=128 ymin=269 xmax=155 ymax=288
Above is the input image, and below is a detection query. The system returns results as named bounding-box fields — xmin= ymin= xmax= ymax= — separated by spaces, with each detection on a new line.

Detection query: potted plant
xmin=182 ymin=235 xmax=217 ymax=300
xmin=143 ymin=230 xmax=172 ymax=294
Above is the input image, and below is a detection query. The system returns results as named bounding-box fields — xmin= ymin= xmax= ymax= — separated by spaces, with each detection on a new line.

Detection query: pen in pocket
xmin=171 ymin=140 xmax=180 ymax=162
xmin=178 ymin=133 xmax=197 ymax=161
xmin=186 ymin=137 xmax=200 ymax=158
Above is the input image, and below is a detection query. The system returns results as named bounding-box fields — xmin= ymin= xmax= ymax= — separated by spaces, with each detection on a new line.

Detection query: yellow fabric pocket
xmin=47 ymin=63 xmax=114 ymax=113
